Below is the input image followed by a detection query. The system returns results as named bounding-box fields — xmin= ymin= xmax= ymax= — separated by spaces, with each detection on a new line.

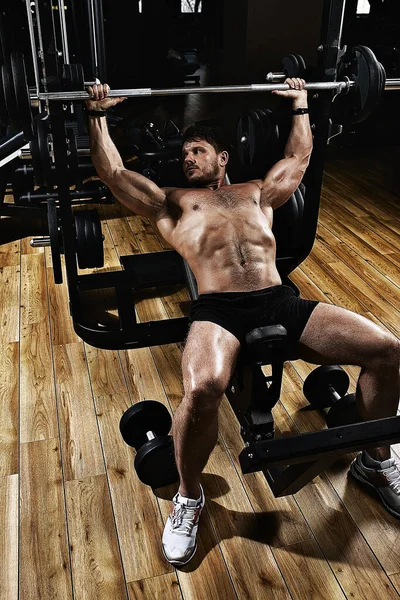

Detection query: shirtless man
xmin=86 ymin=79 xmax=400 ymax=567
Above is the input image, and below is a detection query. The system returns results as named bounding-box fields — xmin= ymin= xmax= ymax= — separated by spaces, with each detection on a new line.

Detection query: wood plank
xmin=0 ymin=266 xmax=20 ymax=343
xmin=201 ymin=449 xmax=291 ymax=600
xmin=53 ymin=343 xmax=105 ymax=481
xmin=318 ymin=210 xmax=400 ymax=287
xmin=106 ymin=217 xmax=141 ymax=256
xmin=128 ymin=573 xmax=181 ymax=600
xmin=20 ymin=320 xmax=58 ymax=442
xmin=273 ymin=539 xmax=346 ymax=600
xmin=127 ymin=216 xmax=165 ymax=253
xmin=0 ymin=474 xmax=18 ymax=600
xmin=0 ymin=343 xmax=19 ymax=475
xmin=86 ymin=347 xmax=129 ymax=398
xmin=20 ymin=439 xmax=73 ymax=600
xmin=300 ymin=255 xmax=366 ymax=313
xmin=95 ymin=393 xmax=172 ymax=582
xmin=21 ymin=253 xmax=48 ymax=326
xmin=47 ymin=268 xmax=80 ymax=346
xmin=65 ymin=474 xmax=128 ymax=600
xmin=120 ymin=346 xmax=170 ymax=405
xmin=0 ymin=239 xmax=20 ymax=267
xmin=272 ymin=402 xmax=400 ymax=600
xmin=389 ymin=573 xmax=400 ymax=595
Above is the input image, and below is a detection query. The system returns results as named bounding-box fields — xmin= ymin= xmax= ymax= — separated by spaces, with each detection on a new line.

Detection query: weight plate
xmin=350 ymin=45 xmax=382 ymax=124
xmin=303 ymin=365 xmax=350 ymax=409
xmin=0 ymin=65 xmax=9 ymax=127
xmin=47 ymin=198 xmax=63 ymax=284
xmin=282 ymin=54 xmax=300 ymax=78
xmin=10 ymin=53 xmax=34 ymax=140
xmin=294 ymin=54 xmax=307 ymax=77
xmin=135 ymin=436 xmax=178 ymax=488
xmin=84 ymin=209 xmax=95 ymax=267
xmin=2 ymin=62 xmax=21 ymax=132
xmin=30 ymin=112 xmax=48 ymax=186
xmin=326 ymin=393 xmax=360 ymax=428
xmin=74 ymin=210 xmax=88 ymax=269
xmin=120 ymin=400 xmax=172 ymax=450
xmin=66 ymin=127 xmax=79 ymax=186
xmin=36 ymin=113 xmax=53 ymax=188
xmin=90 ymin=209 xmax=104 ymax=268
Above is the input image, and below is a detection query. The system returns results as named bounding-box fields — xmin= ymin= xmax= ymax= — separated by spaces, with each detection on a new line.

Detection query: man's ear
xmin=219 ymin=151 xmax=229 ymax=166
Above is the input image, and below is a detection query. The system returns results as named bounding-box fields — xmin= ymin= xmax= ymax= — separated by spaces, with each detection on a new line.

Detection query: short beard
xmin=186 ymin=163 xmax=220 ymax=187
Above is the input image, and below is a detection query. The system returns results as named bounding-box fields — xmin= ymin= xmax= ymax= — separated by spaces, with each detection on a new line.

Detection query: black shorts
xmin=189 ymin=284 xmax=319 ymax=346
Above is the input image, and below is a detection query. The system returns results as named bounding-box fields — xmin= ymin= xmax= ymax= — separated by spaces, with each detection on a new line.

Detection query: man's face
xmin=182 ymin=139 xmax=223 ymax=185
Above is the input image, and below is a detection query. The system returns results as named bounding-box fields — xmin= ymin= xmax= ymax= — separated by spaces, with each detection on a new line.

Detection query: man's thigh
xmin=182 ymin=321 xmax=241 ymax=393
xmin=297 ymin=302 xmax=396 ymax=366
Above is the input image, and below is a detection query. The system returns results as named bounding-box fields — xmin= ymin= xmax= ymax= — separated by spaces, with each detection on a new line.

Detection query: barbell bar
xmin=33 ymin=80 xmax=354 ymax=101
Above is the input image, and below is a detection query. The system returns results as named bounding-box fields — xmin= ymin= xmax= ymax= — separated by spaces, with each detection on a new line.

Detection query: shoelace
xmin=382 ymin=463 xmax=400 ymax=494
xmin=171 ymin=504 xmax=199 ymax=536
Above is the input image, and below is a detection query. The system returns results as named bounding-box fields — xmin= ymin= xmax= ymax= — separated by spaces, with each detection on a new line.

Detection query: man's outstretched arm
xmin=259 ymin=78 xmax=313 ymax=210
xmin=87 ymin=84 xmax=166 ymax=219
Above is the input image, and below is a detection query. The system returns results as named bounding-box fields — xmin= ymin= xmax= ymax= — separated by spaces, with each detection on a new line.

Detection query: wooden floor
xmin=1 ymin=147 xmax=399 ymax=600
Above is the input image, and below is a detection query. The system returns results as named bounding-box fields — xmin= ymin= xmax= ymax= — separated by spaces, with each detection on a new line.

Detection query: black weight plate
xmin=120 ymin=400 xmax=172 ymax=450
xmin=84 ymin=209 xmax=95 ymax=267
xmin=73 ymin=63 xmax=85 ymax=90
xmin=30 ymin=112 xmax=49 ymax=186
xmin=282 ymin=54 xmax=300 ymax=78
xmin=351 ymin=45 xmax=382 ymax=124
xmin=61 ymin=64 xmax=73 ymax=91
xmin=0 ymin=66 xmax=9 ymax=127
xmin=10 ymin=53 xmax=34 ymax=140
xmin=303 ymin=365 xmax=350 ymax=409
xmin=47 ymin=198 xmax=63 ymax=284
xmin=237 ymin=110 xmax=263 ymax=168
xmin=66 ymin=127 xmax=79 ymax=186
xmin=378 ymin=62 xmax=386 ymax=104
xmin=90 ymin=209 xmax=104 ymax=268
xmin=326 ymin=393 xmax=361 ymax=428
xmin=294 ymin=54 xmax=307 ymax=77
xmin=36 ymin=112 xmax=53 ymax=188
xmin=135 ymin=436 xmax=178 ymax=488
xmin=74 ymin=210 xmax=88 ymax=269
xmin=2 ymin=62 xmax=21 ymax=132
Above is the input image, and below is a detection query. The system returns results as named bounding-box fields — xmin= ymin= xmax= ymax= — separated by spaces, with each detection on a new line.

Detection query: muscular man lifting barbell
xmin=86 ymin=79 xmax=400 ymax=567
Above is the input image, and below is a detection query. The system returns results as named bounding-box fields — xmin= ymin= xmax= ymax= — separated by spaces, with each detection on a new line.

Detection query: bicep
xmin=106 ymin=167 xmax=166 ymax=218
xmin=261 ymin=156 xmax=307 ymax=210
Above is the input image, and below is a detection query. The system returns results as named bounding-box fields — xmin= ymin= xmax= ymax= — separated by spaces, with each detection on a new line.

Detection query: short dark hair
xmin=182 ymin=125 xmax=230 ymax=154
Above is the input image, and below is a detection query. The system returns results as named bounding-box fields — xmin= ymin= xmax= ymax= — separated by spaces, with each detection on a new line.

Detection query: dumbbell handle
xmin=328 ymin=385 xmax=342 ymax=402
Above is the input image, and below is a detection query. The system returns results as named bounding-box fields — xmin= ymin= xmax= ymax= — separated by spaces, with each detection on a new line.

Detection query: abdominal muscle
xmin=168 ymin=193 xmax=282 ymax=294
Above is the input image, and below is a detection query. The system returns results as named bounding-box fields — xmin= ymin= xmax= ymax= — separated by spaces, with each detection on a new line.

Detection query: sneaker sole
xmin=162 ymin=543 xmax=197 ymax=567
xmin=350 ymin=462 xmax=400 ymax=519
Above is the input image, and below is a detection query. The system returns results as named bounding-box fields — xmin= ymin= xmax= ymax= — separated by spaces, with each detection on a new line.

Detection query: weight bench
xmin=225 ymin=321 xmax=400 ymax=497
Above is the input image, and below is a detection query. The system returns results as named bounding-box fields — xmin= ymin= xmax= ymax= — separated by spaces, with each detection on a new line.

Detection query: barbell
xmin=3 ymin=45 xmax=399 ymax=145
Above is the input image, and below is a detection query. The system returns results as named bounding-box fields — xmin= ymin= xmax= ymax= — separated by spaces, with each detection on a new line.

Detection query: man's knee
xmin=367 ymin=332 xmax=400 ymax=370
xmin=184 ymin=374 xmax=227 ymax=412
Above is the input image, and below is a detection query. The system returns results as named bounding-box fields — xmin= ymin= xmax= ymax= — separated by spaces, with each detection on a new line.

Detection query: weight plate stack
xmin=336 ymin=45 xmax=383 ymax=124
xmin=74 ymin=209 xmax=104 ymax=269
xmin=10 ymin=53 xmax=34 ymax=140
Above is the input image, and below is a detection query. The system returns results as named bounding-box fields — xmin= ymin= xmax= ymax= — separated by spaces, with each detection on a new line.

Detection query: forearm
xmin=88 ymin=115 xmax=124 ymax=181
xmin=284 ymin=97 xmax=313 ymax=163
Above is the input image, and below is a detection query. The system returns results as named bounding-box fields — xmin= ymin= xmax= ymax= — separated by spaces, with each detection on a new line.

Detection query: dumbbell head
xmin=303 ymin=365 xmax=350 ymax=409
xmin=326 ymin=393 xmax=361 ymax=428
xmin=135 ymin=435 xmax=178 ymax=488
xmin=119 ymin=400 xmax=172 ymax=450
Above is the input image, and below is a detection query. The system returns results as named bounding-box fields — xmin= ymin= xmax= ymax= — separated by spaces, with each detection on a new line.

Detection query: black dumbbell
xmin=303 ymin=365 xmax=361 ymax=428
xmin=119 ymin=400 xmax=179 ymax=488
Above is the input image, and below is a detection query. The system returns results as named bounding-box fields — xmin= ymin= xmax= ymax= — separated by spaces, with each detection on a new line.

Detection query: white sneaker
xmin=350 ymin=452 xmax=400 ymax=518
xmin=162 ymin=485 xmax=205 ymax=566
